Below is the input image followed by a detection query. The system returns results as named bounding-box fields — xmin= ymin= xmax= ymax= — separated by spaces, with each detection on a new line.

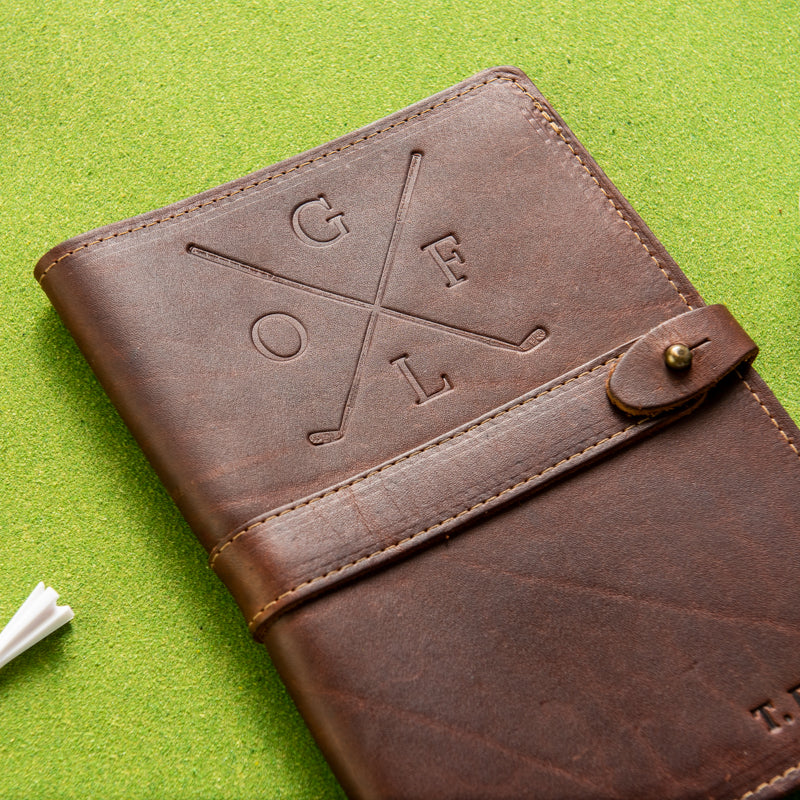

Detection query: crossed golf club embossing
xmin=189 ymin=151 xmax=546 ymax=445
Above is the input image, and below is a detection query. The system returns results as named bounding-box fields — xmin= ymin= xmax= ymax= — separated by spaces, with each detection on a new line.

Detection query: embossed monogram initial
xmin=391 ymin=355 xmax=452 ymax=405
xmin=752 ymin=683 xmax=800 ymax=733
xmin=251 ymin=313 xmax=308 ymax=361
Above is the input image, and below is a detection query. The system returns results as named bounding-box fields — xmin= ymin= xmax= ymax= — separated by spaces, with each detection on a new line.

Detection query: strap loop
xmin=606 ymin=304 xmax=758 ymax=415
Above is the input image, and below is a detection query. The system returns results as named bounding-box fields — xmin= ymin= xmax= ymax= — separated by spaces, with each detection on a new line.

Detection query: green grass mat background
xmin=1 ymin=1 xmax=798 ymax=798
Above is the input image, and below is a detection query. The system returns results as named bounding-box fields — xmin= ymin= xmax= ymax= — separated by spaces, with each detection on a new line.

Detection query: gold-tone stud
xmin=664 ymin=343 xmax=692 ymax=370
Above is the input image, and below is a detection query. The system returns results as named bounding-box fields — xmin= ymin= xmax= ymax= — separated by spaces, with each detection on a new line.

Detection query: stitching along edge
xmin=739 ymin=373 xmax=800 ymax=460
xmin=209 ymin=357 xmax=619 ymax=567
xmin=506 ymin=81 xmax=695 ymax=313
xmin=738 ymin=760 xmax=800 ymax=800
xmin=37 ymin=74 xmax=505 ymax=282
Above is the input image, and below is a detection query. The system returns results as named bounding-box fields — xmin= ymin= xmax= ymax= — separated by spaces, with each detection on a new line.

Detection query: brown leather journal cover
xmin=35 ymin=67 xmax=800 ymax=799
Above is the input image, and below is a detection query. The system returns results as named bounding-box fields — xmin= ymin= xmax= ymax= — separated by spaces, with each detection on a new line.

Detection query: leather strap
xmin=210 ymin=305 xmax=757 ymax=639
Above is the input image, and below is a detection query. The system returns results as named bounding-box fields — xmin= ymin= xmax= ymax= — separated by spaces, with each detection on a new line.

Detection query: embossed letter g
xmin=291 ymin=196 xmax=349 ymax=247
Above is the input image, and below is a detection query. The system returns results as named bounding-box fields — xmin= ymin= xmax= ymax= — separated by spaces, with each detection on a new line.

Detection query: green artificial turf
xmin=1 ymin=1 xmax=798 ymax=797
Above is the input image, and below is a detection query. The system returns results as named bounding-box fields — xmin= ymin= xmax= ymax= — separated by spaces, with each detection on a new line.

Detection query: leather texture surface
xmin=35 ymin=67 xmax=800 ymax=799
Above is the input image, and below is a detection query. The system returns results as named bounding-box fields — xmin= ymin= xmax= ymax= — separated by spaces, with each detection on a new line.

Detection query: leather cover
xmin=34 ymin=67 xmax=800 ymax=799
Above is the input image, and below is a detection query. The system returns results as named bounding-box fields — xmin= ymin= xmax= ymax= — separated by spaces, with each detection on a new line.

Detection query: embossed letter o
xmin=251 ymin=313 xmax=308 ymax=361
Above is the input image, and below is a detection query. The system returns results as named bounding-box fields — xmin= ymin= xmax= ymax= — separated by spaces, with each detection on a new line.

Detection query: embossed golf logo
xmin=188 ymin=151 xmax=547 ymax=445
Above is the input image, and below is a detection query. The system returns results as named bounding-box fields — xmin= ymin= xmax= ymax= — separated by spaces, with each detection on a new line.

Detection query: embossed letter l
xmin=391 ymin=356 xmax=453 ymax=405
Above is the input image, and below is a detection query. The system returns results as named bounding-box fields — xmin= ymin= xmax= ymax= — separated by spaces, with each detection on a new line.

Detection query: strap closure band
xmin=210 ymin=305 xmax=756 ymax=639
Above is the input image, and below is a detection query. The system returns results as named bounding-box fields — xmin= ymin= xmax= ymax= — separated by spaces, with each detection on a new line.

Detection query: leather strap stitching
xmin=246 ymin=415 xmax=647 ymax=630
